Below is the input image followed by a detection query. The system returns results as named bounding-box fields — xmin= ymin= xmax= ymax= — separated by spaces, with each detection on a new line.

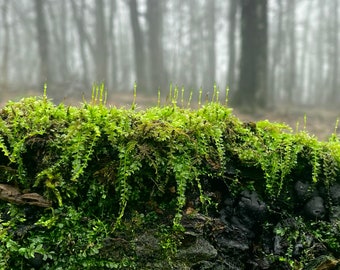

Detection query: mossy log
xmin=0 ymin=94 xmax=339 ymax=269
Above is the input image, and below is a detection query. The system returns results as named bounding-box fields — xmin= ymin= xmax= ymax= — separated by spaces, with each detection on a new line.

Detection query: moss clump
xmin=0 ymin=89 xmax=340 ymax=269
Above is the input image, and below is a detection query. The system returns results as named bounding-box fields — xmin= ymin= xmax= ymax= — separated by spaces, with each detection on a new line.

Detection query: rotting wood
xmin=0 ymin=183 xmax=51 ymax=207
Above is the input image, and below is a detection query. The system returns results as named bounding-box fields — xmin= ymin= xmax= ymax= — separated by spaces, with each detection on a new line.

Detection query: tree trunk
xmin=60 ymin=0 xmax=69 ymax=80
xmin=268 ymin=0 xmax=283 ymax=105
xmin=147 ymin=0 xmax=167 ymax=94
xmin=46 ymin=0 xmax=69 ymax=82
xmin=286 ymin=0 xmax=296 ymax=103
xmin=70 ymin=0 xmax=91 ymax=89
xmin=95 ymin=0 xmax=108 ymax=83
xmin=1 ymin=0 xmax=10 ymax=91
xmin=314 ymin=0 xmax=326 ymax=103
xmin=174 ymin=0 xmax=187 ymax=86
xmin=330 ymin=0 xmax=339 ymax=104
xmin=235 ymin=0 xmax=268 ymax=110
xmin=205 ymin=0 xmax=216 ymax=90
xmin=108 ymin=0 xmax=118 ymax=89
xmin=128 ymin=0 xmax=147 ymax=93
xmin=117 ymin=3 xmax=131 ymax=90
xmin=298 ymin=0 xmax=313 ymax=103
xmin=227 ymin=0 xmax=238 ymax=93
xmin=189 ymin=0 xmax=198 ymax=90
xmin=34 ymin=0 xmax=50 ymax=87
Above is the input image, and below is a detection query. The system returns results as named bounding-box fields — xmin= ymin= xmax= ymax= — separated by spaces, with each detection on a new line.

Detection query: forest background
xmin=0 ymin=0 xmax=339 ymax=138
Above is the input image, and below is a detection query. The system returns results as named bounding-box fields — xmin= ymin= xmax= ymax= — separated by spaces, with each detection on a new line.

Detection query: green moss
xmin=0 ymin=89 xmax=339 ymax=268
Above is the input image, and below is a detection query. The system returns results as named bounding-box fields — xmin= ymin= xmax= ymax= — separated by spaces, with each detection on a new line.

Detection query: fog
xmin=0 ymin=0 xmax=339 ymax=110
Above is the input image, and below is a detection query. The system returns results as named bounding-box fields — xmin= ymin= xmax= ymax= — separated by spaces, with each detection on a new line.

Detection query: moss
xmin=0 ymin=89 xmax=339 ymax=268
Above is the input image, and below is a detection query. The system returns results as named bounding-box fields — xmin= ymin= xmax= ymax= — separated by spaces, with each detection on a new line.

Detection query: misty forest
xmin=0 ymin=0 xmax=339 ymax=110
xmin=2 ymin=1 xmax=340 ymax=269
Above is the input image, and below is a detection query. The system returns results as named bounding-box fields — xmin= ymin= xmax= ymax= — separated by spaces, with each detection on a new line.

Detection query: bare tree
xmin=108 ymin=0 xmax=118 ymax=89
xmin=286 ymin=0 xmax=296 ymax=103
xmin=46 ymin=0 xmax=69 ymax=82
xmin=128 ymin=0 xmax=147 ymax=92
xmin=205 ymin=0 xmax=216 ymax=90
xmin=235 ymin=0 xmax=268 ymax=110
xmin=1 ymin=0 xmax=10 ymax=91
xmin=70 ymin=0 xmax=92 ymax=89
xmin=298 ymin=0 xmax=313 ymax=103
xmin=146 ymin=0 xmax=167 ymax=94
xmin=34 ymin=0 xmax=50 ymax=87
xmin=268 ymin=0 xmax=283 ymax=105
xmin=329 ymin=0 xmax=339 ymax=104
xmin=227 ymin=0 xmax=238 ymax=93
xmin=95 ymin=0 xmax=108 ymax=83
xmin=60 ymin=0 xmax=68 ymax=80
xmin=189 ymin=0 xmax=198 ymax=90
xmin=172 ymin=0 xmax=191 ymax=87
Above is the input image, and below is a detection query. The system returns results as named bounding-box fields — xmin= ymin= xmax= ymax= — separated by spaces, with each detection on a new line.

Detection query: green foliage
xmin=0 ymin=88 xmax=340 ymax=268
xmin=231 ymin=118 xmax=340 ymax=201
xmin=268 ymin=216 xmax=340 ymax=269
xmin=311 ymin=220 xmax=340 ymax=251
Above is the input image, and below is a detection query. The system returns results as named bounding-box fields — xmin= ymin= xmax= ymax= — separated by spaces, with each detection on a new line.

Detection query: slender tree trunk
xmin=147 ymin=0 xmax=167 ymax=94
xmin=189 ymin=0 xmax=198 ymax=90
xmin=205 ymin=0 xmax=216 ymax=90
xmin=299 ymin=0 xmax=313 ymax=103
xmin=227 ymin=0 xmax=238 ymax=93
xmin=128 ymin=0 xmax=147 ymax=92
xmin=60 ymin=0 xmax=69 ymax=80
xmin=268 ymin=0 xmax=283 ymax=105
xmin=314 ymin=0 xmax=326 ymax=103
xmin=235 ymin=0 xmax=268 ymax=110
xmin=95 ymin=0 xmax=108 ymax=83
xmin=46 ymin=0 xmax=69 ymax=82
xmin=34 ymin=0 xmax=50 ymax=87
xmin=286 ymin=0 xmax=296 ymax=103
xmin=117 ymin=3 xmax=130 ymax=89
xmin=174 ymin=0 xmax=186 ymax=85
xmin=70 ymin=0 xmax=91 ymax=89
xmin=109 ymin=0 xmax=118 ymax=89
xmin=330 ymin=0 xmax=339 ymax=104
xmin=1 ymin=0 xmax=10 ymax=91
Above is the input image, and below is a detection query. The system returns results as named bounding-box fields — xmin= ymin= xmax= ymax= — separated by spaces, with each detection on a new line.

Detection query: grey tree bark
xmin=205 ymin=0 xmax=216 ymax=90
xmin=128 ymin=0 xmax=147 ymax=93
xmin=34 ymin=0 xmax=50 ymax=87
xmin=227 ymin=0 xmax=238 ymax=93
xmin=108 ymin=0 xmax=118 ymax=89
xmin=330 ymin=0 xmax=339 ymax=104
xmin=1 ymin=0 xmax=10 ymax=91
xmin=298 ymin=0 xmax=313 ymax=103
xmin=286 ymin=0 xmax=296 ymax=103
xmin=70 ymin=0 xmax=91 ymax=89
xmin=189 ymin=0 xmax=198 ymax=90
xmin=235 ymin=0 xmax=268 ymax=110
xmin=46 ymin=0 xmax=69 ymax=82
xmin=147 ymin=0 xmax=167 ymax=94
xmin=95 ymin=0 xmax=108 ymax=83
xmin=268 ymin=0 xmax=283 ymax=105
